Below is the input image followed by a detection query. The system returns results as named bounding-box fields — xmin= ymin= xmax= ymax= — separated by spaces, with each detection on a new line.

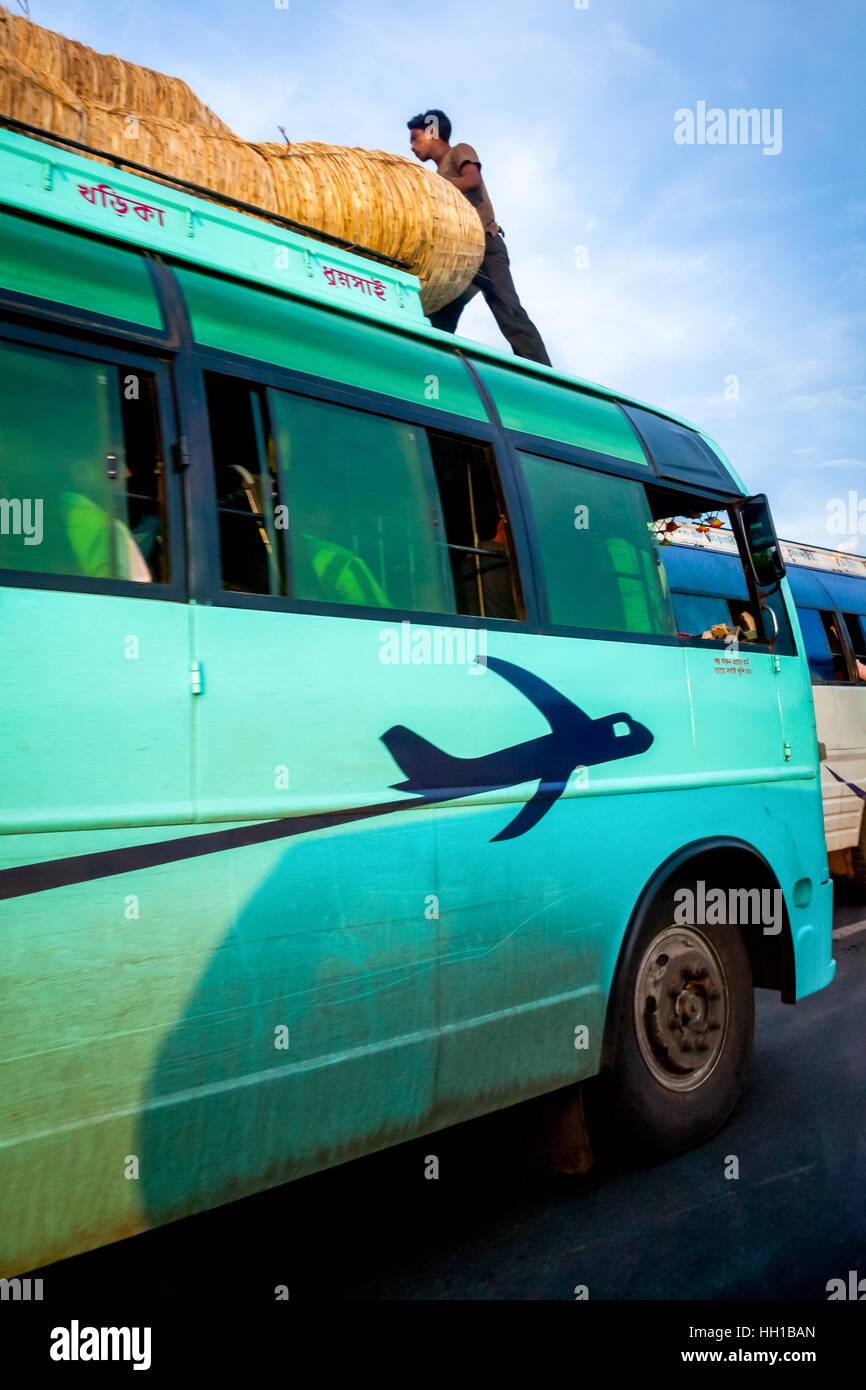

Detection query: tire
xmin=589 ymin=890 xmax=755 ymax=1158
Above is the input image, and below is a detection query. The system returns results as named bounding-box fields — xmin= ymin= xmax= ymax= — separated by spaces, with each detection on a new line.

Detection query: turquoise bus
xmin=0 ymin=120 xmax=835 ymax=1276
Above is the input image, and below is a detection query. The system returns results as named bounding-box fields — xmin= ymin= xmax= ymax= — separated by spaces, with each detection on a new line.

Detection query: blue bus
xmin=665 ymin=525 xmax=866 ymax=887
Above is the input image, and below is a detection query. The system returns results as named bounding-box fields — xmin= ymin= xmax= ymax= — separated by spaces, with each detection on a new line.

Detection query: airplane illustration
xmin=381 ymin=656 xmax=654 ymax=841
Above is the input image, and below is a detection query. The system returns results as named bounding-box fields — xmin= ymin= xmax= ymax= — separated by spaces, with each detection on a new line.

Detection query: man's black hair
xmin=407 ymin=109 xmax=452 ymax=142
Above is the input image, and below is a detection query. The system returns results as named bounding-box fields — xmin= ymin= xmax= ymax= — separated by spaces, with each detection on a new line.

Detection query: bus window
xmin=650 ymin=505 xmax=796 ymax=653
xmin=268 ymin=389 xmax=456 ymax=614
xmin=671 ymin=589 xmax=795 ymax=652
xmin=798 ymin=608 xmax=846 ymax=683
xmin=518 ymin=451 xmax=677 ymax=635
xmin=207 ymin=376 xmax=521 ymax=619
xmin=206 ymin=375 xmax=284 ymax=596
xmin=427 ymin=429 xmax=520 ymax=620
xmin=0 ymin=337 xmax=166 ymax=582
xmin=752 ymin=588 xmax=796 ymax=656
xmin=842 ymin=612 xmax=866 ymax=679
xmin=672 ymin=592 xmax=732 ymax=637
xmin=205 ymin=378 xmax=446 ymax=609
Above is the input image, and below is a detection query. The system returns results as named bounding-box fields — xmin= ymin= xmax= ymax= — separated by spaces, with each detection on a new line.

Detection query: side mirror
xmin=740 ymin=493 xmax=785 ymax=590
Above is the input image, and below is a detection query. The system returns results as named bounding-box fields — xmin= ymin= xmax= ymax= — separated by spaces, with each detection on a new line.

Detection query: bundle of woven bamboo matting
xmin=0 ymin=6 xmax=484 ymax=312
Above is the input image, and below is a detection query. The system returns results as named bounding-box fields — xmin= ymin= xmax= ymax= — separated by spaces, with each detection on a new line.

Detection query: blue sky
xmin=25 ymin=0 xmax=866 ymax=550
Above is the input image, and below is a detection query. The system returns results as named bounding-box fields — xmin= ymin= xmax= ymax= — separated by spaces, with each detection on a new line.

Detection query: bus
xmin=664 ymin=526 xmax=866 ymax=887
xmin=0 ymin=119 xmax=835 ymax=1277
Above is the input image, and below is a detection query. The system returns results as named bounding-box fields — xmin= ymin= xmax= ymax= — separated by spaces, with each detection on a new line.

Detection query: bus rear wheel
xmin=591 ymin=896 xmax=755 ymax=1158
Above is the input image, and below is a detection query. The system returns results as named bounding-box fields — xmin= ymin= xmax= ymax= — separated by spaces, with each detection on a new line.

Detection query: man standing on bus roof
xmin=407 ymin=110 xmax=552 ymax=367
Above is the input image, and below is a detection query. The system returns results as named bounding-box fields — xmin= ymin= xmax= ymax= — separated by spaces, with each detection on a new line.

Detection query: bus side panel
xmin=429 ymin=781 xmax=834 ymax=1138
xmin=426 ymin=631 xmax=694 ymax=1118
xmin=429 ymin=629 xmax=833 ymax=1130
xmin=0 ymin=588 xmax=193 ymax=832
xmin=0 ymin=839 xmax=228 ymax=1275
xmin=0 ymin=811 xmax=440 ymax=1277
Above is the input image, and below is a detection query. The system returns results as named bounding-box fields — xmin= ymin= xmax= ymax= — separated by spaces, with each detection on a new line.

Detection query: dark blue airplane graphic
xmin=0 ymin=659 xmax=653 ymax=903
xmin=381 ymin=656 xmax=654 ymax=841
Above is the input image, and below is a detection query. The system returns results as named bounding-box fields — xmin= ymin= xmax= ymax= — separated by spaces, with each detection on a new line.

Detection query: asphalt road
xmin=34 ymin=889 xmax=866 ymax=1302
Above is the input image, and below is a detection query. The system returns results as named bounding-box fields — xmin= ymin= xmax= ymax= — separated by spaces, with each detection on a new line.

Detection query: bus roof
xmin=0 ymin=120 xmax=743 ymax=494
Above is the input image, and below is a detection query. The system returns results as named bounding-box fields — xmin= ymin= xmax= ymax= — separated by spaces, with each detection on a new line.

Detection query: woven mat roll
xmin=0 ymin=6 xmax=484 ymax=311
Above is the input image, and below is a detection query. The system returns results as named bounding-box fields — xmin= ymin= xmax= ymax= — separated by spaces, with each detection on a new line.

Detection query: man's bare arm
xmin=447 ymin=161 xmax=482 ymax=192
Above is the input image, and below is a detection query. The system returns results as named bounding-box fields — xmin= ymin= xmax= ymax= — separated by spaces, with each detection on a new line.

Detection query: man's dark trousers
xmin=428 ymin=231 xmax=552 ymax=366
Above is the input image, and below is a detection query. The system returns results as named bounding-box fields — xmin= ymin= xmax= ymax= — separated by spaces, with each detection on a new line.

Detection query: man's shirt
xmin=437 ymin=143 xmax=500 ymax=236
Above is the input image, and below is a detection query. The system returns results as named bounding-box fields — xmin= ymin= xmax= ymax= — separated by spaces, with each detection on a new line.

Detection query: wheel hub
xmin=634 ymin=927 xmax=729 ymax=1091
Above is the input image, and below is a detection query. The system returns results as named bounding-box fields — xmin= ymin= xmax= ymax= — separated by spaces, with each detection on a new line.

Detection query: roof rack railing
xmin=0 ymin=113 xmax=412 ymax=271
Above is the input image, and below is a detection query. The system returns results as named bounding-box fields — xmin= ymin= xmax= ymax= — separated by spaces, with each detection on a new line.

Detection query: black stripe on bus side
xmin=0 ymin=798 xmax=431 ymax=902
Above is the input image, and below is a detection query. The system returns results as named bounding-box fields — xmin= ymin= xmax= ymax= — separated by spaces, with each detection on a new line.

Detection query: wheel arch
xmin=599 ymin=837 xmax=795 ymax=1072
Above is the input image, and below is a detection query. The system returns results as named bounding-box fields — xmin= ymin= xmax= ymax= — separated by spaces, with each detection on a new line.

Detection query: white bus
xmin=665 ymin=525 xmax=866 ymax=887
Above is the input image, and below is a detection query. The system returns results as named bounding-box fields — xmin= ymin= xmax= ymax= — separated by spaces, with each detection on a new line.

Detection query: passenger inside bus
xmin=731 ymin=609 xmax=759 ymax=640
xmin=295 ymin=501 xmax=391 ymax=608
xmin=455 ymin=514 xmax=515 ymax=620
xmin=60 ymin=489 xmax=151 ymax=582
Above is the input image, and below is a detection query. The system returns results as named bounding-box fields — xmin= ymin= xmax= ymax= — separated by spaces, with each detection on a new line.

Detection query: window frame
xmin=423 ymin=424 xmax=526 ymax=623
xmin=186 ymin=345 xmax=536 ymax=630
xmin=0 ymin=316 xmax=187 ymax=602
xmin=669 ymin=586 xmax=797 ymax=657
xmin=670 ymin=588 xmax=741 ymax=638
xmin=796 ymin=606 xmax=853 ymax=685
xmin=841 ymin=611 xmax=866 ymax=677
xmin=493 ymin=424 xmax=776 ymax=651
xmin=646 ymin=492 xmax=792 ymax=654
xmin=264 ymin=384 xmax=474 ymax=616
xmin=513 ymin=444 xmax=681 ymax=642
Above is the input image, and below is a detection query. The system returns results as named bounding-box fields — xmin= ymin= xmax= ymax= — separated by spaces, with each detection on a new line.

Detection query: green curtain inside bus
xmin=268 ymin=389 xmax=456 ymax=613
xmin=518 ymin=450 xmax=677 ymax=636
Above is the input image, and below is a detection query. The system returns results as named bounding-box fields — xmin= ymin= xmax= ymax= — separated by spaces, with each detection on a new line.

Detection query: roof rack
xmin=0 ymin=113 xmax=411 ymax=271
